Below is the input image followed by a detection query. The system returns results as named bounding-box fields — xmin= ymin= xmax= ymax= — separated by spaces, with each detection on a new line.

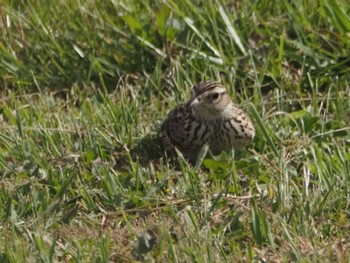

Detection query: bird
xmin=162 ymin=80 xmax=255 ymax=162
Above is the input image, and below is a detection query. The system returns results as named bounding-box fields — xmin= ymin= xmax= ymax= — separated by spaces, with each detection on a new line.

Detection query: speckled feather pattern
xmin=162 ymin=80 xmax=255 ymax=161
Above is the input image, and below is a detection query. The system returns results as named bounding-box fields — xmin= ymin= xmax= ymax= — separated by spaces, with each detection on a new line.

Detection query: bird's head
xmin=186 ymin=80 xmax=232 ymax=120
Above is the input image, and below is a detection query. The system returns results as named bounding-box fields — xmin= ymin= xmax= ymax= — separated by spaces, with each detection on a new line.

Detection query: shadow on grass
xmin=131 ymin=133 xmax=165 ymax=164
xmin=114 ymin=133 xmax=166 ymax=170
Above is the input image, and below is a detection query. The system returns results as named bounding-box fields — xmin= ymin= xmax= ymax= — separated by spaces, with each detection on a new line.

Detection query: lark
xmin=162 ymin=80 xmax=255 ymax=162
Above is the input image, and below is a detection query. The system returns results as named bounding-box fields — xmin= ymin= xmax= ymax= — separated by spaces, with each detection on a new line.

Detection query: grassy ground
xmin=1 ymin=0 xmax=350 ymax=262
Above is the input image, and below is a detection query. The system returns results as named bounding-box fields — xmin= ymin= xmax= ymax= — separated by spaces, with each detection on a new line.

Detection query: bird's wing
xmin=162 ymin=105 xmax=190 ymax=152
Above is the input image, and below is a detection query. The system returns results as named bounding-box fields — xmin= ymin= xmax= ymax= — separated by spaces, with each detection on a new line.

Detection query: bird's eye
xmin=211 ymin=93 xmax=220 ymax=100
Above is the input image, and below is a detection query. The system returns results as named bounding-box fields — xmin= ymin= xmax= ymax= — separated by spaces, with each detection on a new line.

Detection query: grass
xmin=1 ymin=0 xmax=350 ymax=262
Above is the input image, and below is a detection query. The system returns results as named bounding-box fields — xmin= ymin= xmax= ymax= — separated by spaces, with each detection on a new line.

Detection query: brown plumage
xmin=162 ymin=80 xmax=255 ymax=162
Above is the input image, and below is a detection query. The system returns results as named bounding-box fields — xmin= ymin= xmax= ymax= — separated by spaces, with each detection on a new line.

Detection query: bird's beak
xmin=187 ymin=98 xmax=199 ymax=107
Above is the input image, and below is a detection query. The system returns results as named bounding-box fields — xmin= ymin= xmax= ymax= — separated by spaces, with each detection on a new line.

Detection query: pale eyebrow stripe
xmin=212 ymin=87 xmax=226 ymax=93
